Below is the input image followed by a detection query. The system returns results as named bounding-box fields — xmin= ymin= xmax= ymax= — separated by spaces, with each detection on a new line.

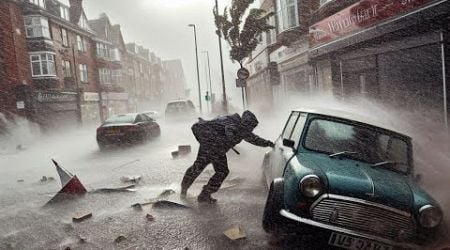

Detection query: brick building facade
xmin=0 ymin=0 xmax=32 ymax=119
xmin=1 ymin=0 xmax=171 ymax=131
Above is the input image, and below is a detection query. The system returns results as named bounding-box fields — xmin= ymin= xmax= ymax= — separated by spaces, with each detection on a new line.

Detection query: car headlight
xmin=299 ymin=175 xmax=322 ymax=198
xmin=419 ymin=205 xmax=442 ymax=228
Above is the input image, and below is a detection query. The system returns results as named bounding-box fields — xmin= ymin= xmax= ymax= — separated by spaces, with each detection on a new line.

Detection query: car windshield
xmin=103 ymin=114 xmax=136 ymax=125
xmin=304 ymin=118 xmax=410 ymax=174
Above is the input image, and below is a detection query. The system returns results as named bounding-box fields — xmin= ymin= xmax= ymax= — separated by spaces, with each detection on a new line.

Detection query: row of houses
xmin=246 ymin=0 xmax=449 ymax=128
xmin=0 ymin=0 xmax=187 ymax=130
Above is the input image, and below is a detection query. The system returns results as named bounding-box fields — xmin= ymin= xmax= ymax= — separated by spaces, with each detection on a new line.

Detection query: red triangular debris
xmin=44 ymin=176 xmax=87 ymax=206
xmin=52 ymin=159 xmax=73 ymax=187
xmin=60 ymin=175 xmax=87 ymax=194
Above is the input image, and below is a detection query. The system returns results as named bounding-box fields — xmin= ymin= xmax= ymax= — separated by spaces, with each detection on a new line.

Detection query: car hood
xmin=299 ymin=153 xmax=414 ymax=212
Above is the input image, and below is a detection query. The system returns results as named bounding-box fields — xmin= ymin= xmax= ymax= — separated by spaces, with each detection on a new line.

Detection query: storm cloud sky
xmin=84 ymin=0 xmax=259 ymax=108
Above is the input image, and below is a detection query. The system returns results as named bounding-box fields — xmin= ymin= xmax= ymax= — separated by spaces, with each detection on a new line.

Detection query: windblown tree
xmin=214 ymin=0 xmax=274 ymax=68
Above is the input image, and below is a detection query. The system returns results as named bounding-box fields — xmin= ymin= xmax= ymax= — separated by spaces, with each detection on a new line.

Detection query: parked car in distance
xmin=164 ymin=99 xmax=196 ymax=120
xmin=262 ymin=108 xmax=443 ymax=250
xmin=143 ymin=110 xmax=160 ymax=120
xmin=96 ymin=113 xmax=160 ymax=149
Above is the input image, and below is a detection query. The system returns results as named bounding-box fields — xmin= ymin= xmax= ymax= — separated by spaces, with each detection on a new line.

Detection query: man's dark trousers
xmin=181 ymin=145 xmax=229 ymax=195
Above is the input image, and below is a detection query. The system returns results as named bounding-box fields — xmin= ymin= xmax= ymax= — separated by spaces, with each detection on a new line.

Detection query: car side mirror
xmin=282 ymin=139 xmax=295 ymax=149
xmin=414 ymin=174 xmax=423 ymax=183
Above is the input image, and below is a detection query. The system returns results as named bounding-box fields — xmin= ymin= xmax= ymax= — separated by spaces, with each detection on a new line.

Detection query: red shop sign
xmin=309 ymin=0 xmax=434 ymax=47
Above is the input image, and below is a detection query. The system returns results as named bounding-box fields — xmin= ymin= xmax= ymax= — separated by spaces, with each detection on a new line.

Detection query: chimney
xmin=69 ymin=0 xmax=83 ymax=24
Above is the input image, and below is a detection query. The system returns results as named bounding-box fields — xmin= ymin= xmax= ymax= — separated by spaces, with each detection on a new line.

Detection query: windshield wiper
xmin=371 ymin=161 xmax=400 ymax=168
xmin=329 ymin=151 xmax=359 ymax=158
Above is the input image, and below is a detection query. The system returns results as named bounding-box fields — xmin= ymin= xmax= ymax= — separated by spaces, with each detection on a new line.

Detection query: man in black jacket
xmin=180 ymin=110 xmax=274 ymax=203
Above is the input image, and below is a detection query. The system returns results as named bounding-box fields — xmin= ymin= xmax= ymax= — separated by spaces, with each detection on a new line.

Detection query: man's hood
xmin=299 ymin=153 xmax=414 ymax=212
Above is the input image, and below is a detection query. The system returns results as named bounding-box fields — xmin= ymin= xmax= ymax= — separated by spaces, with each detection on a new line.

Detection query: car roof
xmin=293 ymin=108 xmax=410 ymax=138
xmin=167 ymin=99 xmax=191 ymax=104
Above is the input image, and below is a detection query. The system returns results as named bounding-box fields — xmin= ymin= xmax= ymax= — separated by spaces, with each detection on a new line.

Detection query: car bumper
xmin=280 ymin=209 xmax=422 ymax=250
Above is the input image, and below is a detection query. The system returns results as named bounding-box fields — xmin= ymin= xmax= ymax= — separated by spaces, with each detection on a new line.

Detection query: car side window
xmin=142 ymin=114 xmax=153 ymax=122
xmin=135 ymin=115 xmax=143 ymax=123
xmin=282 ymin=112 xmax=299 ymax=139
xmin=290 ymin=113 xmax=307 ymax=149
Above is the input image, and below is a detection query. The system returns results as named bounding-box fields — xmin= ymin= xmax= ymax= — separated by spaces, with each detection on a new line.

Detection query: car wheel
xmin=154 ymin=126 xmax=161 ymax=137
xmin=98 ymin=141 xmax=106 ymax=151
xmin=262 ymin=178 xmax=287 ymax=234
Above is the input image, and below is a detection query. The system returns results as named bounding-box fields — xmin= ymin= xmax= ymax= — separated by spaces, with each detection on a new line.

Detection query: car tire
xmin=262 ymin=178 xmax=286 ymax=234
xmin=153 ymin=126 xmax=161 ymax=137
xmin=98 ymin=141 xmax=106 ymax=151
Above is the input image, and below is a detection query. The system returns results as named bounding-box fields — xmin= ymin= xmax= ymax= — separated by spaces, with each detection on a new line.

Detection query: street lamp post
xmin=202 ymin=51 xmax=213 ymax=101
xmin=188 ymin=24 xmax=202 ymax=113
xmin=214 ymin=0 xmax=228 ymax=113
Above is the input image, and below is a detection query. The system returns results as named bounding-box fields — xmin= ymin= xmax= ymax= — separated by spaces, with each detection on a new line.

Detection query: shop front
xmin=81 ymin=92 xmax=101 ymax=125
xmin=271 ymin=38 xmax=316 ymax=103
xmin=309 ymin=0 xmax=449 ymax=128
xmin=101 ymin=92 xmax=129 ymax=119
xmin=31 ymin=90 xmax=80 ymax=131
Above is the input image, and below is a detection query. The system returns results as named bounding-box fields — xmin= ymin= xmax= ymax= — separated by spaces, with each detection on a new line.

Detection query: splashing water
xmin=0 ymin=112 xmax=41 ymax=155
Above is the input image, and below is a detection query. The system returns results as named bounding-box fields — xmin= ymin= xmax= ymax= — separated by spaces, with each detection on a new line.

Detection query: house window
xmin=61 ymin=28 xmax=68 ymax=47
xmin=60 ymin=6 xmax=70 ymax=21
xmin=99 ymin=68 xmax=111 ymax=84
xmin=24 ymin=16 xmax=50 ymax=38
xmin=79 ymin=13 xmax=90 ymax=30
xmin=30 ymin=53 xmax=56 ymax=77
xmin=111 ymin=69 xmax=122 ymax=84
xmin=77 ymin=35 xmax=86 ymax=52
xmin=266 ymin=15 xmax=276 ymax=45
xmin=62 ymin=60 xmax=71 ymax=77
xmin=277 ymin=0 xmax=299 ymax=31
xmin=96 ymin=43 xmax=109 ymax=58
xmin=139 ymin=63 xmax=143 ymax=73
xmin=79 ymin=64 xmax=88 ymax=82
xmin=28 ymin=0 xmax=45 ymax=9
xmin=111 ymin=48 xmax=121 ymax=61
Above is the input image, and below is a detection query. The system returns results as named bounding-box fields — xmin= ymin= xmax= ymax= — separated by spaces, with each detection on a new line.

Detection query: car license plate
xmin=329 ymin=232 xmax=392 ymax=250
xmin=106 ymin=128 xmax=120 ymax=135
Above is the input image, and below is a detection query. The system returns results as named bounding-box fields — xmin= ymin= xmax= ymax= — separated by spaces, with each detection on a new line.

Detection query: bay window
xmin=79 ymin=64 xmax=88 ymax=83
xmin=111 ymin=69 xmax=122 ymax=84
xmin=29 ymin=0 xmax=45 ymax=9
xmin=276 ymin=0 xmax=299 ymax=31
xmin=30 ymin=53 xmax=56 ymax=77
xmin=24 ymin=16 xmax=50 ymax=38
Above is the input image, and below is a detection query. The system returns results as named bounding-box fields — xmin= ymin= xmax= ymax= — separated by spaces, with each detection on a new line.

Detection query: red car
xmin=96 ymin=113 xmax=160 ymax=149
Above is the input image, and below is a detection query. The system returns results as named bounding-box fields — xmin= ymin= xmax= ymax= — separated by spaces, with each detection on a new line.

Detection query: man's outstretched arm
xmin=244 ymin=133 xmax=274 ymax=147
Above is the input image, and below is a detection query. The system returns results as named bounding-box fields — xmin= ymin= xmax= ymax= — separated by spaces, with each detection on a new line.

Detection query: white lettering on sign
xmin=327 ymin=4 xmax=378 ymax=34
xmin=35 ymin=92 xmax=77 ymax=103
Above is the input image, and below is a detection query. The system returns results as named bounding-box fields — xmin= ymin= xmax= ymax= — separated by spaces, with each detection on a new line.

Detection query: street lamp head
xmin=188 ymin=24 xmax=195 ymax=27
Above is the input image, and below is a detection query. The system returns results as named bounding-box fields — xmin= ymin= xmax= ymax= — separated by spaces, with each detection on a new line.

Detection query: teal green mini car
xmin=262 ymin=109 xmax=443 ymax=250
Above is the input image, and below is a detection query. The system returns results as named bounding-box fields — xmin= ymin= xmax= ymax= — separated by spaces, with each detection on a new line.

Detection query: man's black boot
xmin=197 ymin=190 xmax=217 ymax=204
xmin=180 ymin=175 xmax=194 ymax=198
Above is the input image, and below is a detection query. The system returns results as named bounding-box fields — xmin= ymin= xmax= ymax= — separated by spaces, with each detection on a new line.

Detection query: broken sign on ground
xmin=223 ymin=225 xmax=246 ymax=240
xmin=171 ymin=144 xmax=192 ymax=158
xmin=72 ymin=212 xmax=92 ymax=222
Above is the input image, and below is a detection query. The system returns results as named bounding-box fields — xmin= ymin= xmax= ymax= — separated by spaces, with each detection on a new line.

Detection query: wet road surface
xmin=1 ymin=116 xmax=449 ymax=249
xmin=0 ymin=118 xmax=327 ymax=249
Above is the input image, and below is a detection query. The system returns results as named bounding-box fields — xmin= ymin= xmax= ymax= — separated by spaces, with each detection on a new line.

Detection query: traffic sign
xmin=237 ymin=67 xmax=250 ymax=80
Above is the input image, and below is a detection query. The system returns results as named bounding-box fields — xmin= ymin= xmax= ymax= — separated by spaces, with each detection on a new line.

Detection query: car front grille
xmin=311 ymin=195 xmax=416 ymax=240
